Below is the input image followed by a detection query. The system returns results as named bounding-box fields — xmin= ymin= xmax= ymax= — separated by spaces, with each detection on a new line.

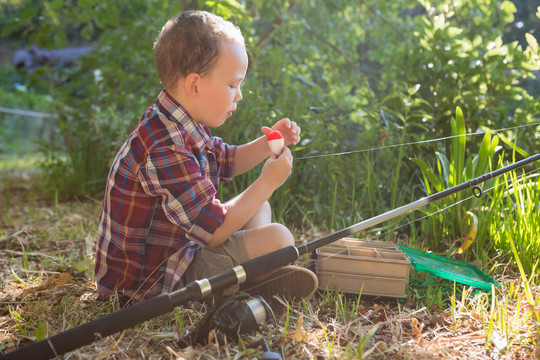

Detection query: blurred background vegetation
xmin=1 ymin=0 xmax=539 ymax=264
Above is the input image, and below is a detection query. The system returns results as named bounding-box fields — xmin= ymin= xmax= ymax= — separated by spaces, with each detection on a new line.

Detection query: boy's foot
xmin=241 ymin=265 xmax=318 ymax=303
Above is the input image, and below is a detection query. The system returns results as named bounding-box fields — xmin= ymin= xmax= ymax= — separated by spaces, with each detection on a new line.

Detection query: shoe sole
xmin=242 ymin=265 xmax=318 ymax=302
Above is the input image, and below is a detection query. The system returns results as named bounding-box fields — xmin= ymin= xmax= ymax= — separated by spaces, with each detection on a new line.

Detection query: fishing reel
xmin=179 ymin=292 xmax=282 ymax=359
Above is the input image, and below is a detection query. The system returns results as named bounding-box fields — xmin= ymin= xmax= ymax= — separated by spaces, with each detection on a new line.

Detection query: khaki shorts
xmin=183 ymin=231 xmax=249 ymax=294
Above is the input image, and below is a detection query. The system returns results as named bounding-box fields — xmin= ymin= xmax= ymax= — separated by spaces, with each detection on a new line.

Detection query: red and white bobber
xmin=267 ymin=130 xmax=284 ymax=155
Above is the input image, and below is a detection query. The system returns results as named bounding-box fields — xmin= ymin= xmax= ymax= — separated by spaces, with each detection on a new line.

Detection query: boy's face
xmin=196 ymin=41 xmax=248 ymax=128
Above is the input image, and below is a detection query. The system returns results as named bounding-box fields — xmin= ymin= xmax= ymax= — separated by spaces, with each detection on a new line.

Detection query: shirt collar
xmin=156 ymin=90 xmax=213 ymax=151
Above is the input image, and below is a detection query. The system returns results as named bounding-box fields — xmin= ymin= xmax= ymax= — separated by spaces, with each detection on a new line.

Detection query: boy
xmin=95 ymin=10 xmax=317 ymax=304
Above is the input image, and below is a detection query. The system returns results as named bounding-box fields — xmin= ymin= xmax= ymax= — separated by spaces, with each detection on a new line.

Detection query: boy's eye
xmin=229 ymin=85 xmax=237 ymax=89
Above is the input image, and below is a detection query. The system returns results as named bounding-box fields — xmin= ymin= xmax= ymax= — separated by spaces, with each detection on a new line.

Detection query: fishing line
xmin=295 ymin=121 xmax=540 ymax=160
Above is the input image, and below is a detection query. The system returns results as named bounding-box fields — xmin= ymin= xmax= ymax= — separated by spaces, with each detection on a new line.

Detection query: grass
xmin=1 ymin=163 xmax=539 ymax=359
xmin=0 ymin=154 xmax=43 ymax=171
xmin=487 ymin=164 xmax=540 ymax=274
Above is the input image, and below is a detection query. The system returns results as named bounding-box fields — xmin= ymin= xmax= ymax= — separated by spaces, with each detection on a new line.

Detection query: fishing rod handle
xmin=1 ymin=293 xmax=176 ymax=360
xmin=2 ymin=245 xmax=299 ymax=360
xmin=169 ymin=245 xmax=300 ymax=304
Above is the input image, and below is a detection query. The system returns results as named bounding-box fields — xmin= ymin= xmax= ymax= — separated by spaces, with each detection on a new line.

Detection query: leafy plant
xmin=412 ymin=106 xmax=500 ymax=252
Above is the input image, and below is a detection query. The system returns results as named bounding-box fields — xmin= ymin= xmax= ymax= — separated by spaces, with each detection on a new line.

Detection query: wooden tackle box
xmin=315 ymin=238 xmax=410 ymax=297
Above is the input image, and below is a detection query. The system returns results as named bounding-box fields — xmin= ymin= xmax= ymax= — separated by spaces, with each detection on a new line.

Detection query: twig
xmin=302 ymin=22 xmax=356 ymax=70
xmin=0 ymin=106 xmax=58 ymax=119
xmin=363 ymin=341 xmax=399 ymax=359
xmin=255 ymin=0 xmax=297 ymax=51
xmin=4 ymin=249 xmax=68 ymax=259
xmin=0 ymin=229 xmax=25 ymax=243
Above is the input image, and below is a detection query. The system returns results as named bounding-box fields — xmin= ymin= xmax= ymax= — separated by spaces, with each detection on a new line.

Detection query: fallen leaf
xmin=304 ymin=328 xmax=326 ymax=341
xmin=23 ymin=273 xmax=73 ymax=295
xmin=173 ymin=327 xmax=185 ymax=341
xmin=426 ymin=313 xmax=448 ymax=326
xmin=66 ymin=213 xmax=84 ymax=223
xmin=44 ymin=272 xmax=72 ymax=288
xmin=376 ymin=310 xmax=387 ymax=322
xmin=363 ymin=341 xmax=389 ymax=358
xmin=411 ymin=317 xmax=423 ymax=338
xmin=289 ymin=312 xmax=304 ymax=341
xmin=15 ymin=235 xmax=30 ymax=246
xmin=492 ymin=330 xmax=508 ymax=355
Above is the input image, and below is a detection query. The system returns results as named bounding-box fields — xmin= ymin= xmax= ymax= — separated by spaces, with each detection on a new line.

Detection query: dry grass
xmin=1 ymin=168 xmax=538 ymax=359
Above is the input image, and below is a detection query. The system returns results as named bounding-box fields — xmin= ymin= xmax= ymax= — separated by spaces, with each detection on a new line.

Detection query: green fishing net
xmin=399 ymin=246 xmax=500 ymax=291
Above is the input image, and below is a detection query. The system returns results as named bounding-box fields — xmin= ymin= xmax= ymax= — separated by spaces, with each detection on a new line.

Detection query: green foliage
xmin=0 ymin=0 xmax=28 ymax=41
xmin=372 ymin=0 xmax=539 ymax=153
xmin=3 ymin=0 xmax=539 ymax=236
xmin=408 ymin=270 xmax=461 ymax=310
xmin=412 ymin=107 xmax=500 ymax=252
xmin=218 ymin=0 xmax=539 ymax=228
xmin=3 ymin=0 xmax=181 ymax=197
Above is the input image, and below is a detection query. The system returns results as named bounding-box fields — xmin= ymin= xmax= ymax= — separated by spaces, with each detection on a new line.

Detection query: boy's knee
xmin=268 ymin=223 xmax=294 ymax=248
xmin=244 ymin=223 xmax=295 ymax=259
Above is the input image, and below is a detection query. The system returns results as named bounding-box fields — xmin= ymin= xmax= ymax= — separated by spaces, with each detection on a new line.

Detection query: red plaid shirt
xmin=95 ymin=90 xmax=236 ymax=301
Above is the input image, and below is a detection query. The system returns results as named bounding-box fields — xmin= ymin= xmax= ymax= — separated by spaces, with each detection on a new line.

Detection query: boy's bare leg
xmin=239 ymin=202 xmax=317 ymax=301
xmin=242 ymin=200 xmax=272 ymax=229
xmin=242 ymin=201 xmax=294 ymax=259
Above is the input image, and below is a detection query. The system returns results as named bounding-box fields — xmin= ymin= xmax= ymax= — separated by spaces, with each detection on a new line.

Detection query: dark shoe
xmin=242 ymin=265 xmax=318 ymax=302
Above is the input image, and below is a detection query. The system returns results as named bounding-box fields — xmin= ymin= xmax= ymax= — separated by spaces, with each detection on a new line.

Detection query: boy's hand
xmin=261 ymin=118 xmax=301 ymax=147
xmin=260 ymin=146 xmax=293 ymax=189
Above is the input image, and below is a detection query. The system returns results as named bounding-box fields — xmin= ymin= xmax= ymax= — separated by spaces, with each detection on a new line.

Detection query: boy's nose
xmin=235 ymin=88 xmax=243 ymax=102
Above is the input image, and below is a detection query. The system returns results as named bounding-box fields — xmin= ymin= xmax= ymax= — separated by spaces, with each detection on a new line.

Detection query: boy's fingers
xmin=293 ymin=123 xmax=301 ymax=135
xmin=262 ymin=120 xmax=300 ymax=144
xmin=291 ymin=122 xmax=300 ymax=136
xmin=283 ymin=118 xmax=291 ymax=127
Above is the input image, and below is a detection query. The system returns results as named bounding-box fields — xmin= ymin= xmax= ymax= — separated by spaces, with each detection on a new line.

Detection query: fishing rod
xmin=3 ymin=153 xmax=539 ymax=360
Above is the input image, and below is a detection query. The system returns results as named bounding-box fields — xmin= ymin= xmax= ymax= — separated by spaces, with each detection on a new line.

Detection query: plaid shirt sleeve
xmin=139 ymin=143 xmax=229 ymax=247
xmin=212 ymin=135 xmax=235 ymax=183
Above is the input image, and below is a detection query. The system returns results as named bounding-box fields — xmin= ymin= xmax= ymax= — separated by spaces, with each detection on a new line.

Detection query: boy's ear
xmin=184 ymin=73 xmax=201 ymax=98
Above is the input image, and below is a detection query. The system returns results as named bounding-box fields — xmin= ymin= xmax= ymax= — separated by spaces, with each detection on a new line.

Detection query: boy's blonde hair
xmin=154 ymin=11 xmax=245 ymax=91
